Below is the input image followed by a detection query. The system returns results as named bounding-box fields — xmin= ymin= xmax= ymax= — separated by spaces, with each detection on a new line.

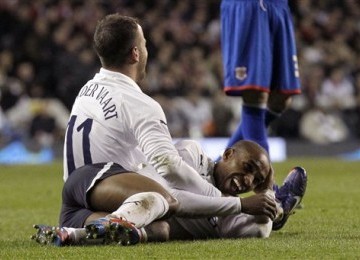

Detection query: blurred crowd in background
xmin=0 ymin=0 xmax=360 ymax=151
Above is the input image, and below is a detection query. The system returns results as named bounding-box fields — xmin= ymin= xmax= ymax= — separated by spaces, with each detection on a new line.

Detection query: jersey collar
xmin=98 ymin=68 xmax=143 ymax=93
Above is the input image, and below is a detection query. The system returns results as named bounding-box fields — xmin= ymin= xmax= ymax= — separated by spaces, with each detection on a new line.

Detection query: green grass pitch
xmin=1 ymin=158 xmax=360 ymax=259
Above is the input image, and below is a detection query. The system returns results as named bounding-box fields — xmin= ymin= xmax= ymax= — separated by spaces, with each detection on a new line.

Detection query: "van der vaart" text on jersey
xmin=78 ymin=84 xmax=118 ymax=120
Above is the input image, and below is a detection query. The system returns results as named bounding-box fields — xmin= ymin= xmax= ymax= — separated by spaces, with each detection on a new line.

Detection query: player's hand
xmin=240 ymin=192 xmax=277 ymax=220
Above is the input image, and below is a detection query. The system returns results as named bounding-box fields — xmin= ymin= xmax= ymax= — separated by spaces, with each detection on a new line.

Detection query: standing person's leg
xmin=266 ymin=92 xmax=293 ymax=127
xmin=234 ymin=91 xmax=269 ymax=152
xmin=266 ymin=0 xmax=301 ymax=127
xmin=220 ymin=0 xmax=272 ymax=152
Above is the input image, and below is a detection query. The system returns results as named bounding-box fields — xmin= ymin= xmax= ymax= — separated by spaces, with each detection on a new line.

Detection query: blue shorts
xmin=59 ymin=162 xmax=129 ymax=228
xmin=221 ymin=0 xmax=301 ymax=96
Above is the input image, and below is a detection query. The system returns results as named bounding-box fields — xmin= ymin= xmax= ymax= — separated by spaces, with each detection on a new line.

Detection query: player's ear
xmin=254 ymin=165 xmax=275 ymax=193
xmin=130 ymin=46 xmax=139 ymax=63
xmin=222 ymin=148 xmax=234 ymax=161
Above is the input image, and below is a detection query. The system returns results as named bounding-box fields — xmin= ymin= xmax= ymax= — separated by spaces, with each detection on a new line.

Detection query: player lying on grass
xmin=32 ymin=140 xmax=307 ymax=246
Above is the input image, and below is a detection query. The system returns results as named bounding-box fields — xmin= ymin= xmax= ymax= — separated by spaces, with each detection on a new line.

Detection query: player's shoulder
xmin=120 ymin=85 xmax=162 ymax=111
xmin=174 ymin=139 xmax=205 ymax=167
xmin=175 ymin=139 xmax=214 ymax=181
xmin=174 ymin=140 xmax=203 ymax=155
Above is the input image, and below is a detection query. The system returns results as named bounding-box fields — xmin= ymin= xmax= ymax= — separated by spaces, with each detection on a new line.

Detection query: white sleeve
xmin=171 ymin=189 xmax=241 ymax=217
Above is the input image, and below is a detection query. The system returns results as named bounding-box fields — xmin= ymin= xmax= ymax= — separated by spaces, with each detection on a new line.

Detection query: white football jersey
xmin=63 ymin=68 xmax=157 ymax=179
xmin=63 ymin=68 xmax=241 ymax=212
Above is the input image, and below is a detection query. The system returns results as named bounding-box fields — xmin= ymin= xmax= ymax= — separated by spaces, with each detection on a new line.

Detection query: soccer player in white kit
xmin=62 ymin=14 xmax=277 ymax=220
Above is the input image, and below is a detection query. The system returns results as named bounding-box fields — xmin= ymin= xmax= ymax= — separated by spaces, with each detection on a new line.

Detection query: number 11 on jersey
xmin=65 ymin=115 xmax=93 ymax=174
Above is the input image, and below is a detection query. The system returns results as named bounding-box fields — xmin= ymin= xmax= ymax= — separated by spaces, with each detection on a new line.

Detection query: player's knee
xmin=243 ymin=222 xmax=272 ymax=238
xmin=268 ymin=94 xmax=292 ymax=113
xmin=242 ymin=217 xmax=272 ymax=238
xmin=252 ymin=218 xmax=272 ymax=238
xmin=242 ymin=90 xmax=268 ymax=105
xmin=256 ymin=221 xmax=272 ymax=238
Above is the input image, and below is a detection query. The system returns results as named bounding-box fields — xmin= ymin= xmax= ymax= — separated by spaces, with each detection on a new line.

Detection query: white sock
xmin=109 ymin=192 xmax=169 ymax=228
xmin=137 ymin=227 xmax=148 ymax=242
xmin=62 ymin=227 xmax=87 ymax=243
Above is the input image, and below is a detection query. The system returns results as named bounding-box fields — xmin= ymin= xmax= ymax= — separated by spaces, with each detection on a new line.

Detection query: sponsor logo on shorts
xmin=235 ymin=67 xmax=247 ymax=81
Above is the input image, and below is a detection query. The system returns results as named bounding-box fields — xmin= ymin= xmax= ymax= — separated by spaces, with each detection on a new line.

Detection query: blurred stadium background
xmin=1 ymin=0 xmax=360 ymax=164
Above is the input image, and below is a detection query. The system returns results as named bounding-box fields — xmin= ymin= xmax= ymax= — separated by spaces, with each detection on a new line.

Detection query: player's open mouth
xmin=232 ymin=177 xmax=242 ymax=193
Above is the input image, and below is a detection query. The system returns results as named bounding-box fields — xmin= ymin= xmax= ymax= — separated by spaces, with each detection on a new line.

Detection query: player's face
xmin=214 ymin=149 xmax=270 ymax=196
xmin=136 ymin=24 xmax=148 ymax=81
